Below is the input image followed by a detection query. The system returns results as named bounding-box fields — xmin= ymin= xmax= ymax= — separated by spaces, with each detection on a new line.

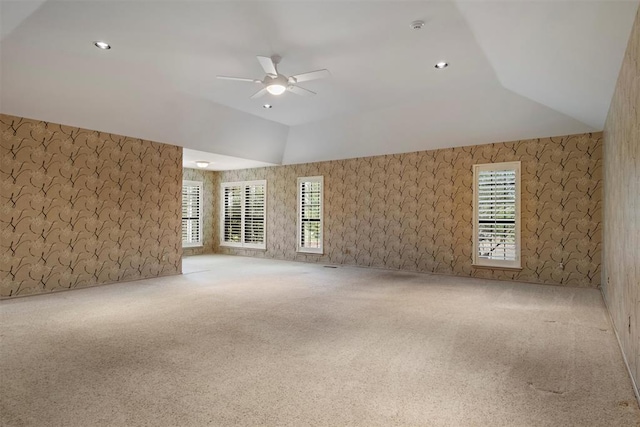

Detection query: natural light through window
xmin=473 ymin=162 xmax=521 ymax=268
xmin=221 ymin=180 xmax=266 ymax=249
xmin=182 ymin=181 xmax=202 ymax=247
xmin=297 ymin=176 xmax=323 ymax=254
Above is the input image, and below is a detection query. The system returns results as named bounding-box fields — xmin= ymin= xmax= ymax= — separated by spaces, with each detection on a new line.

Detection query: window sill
xmin=472 ymin=264 xmax=522 ymax=271
xmin=183 ymin=244 xmax=204 ymax=249
xmin=220 ymin=244 xmax=266 ymax=251
xmin=297 ymin=250 xmax=324 ymax=255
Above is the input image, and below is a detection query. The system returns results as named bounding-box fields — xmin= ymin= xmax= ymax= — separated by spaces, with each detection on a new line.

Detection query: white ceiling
xmin=183 ymin=148 xmax=275 ymax=171
xmin=1 ymin=0 xmax=638 ymax=167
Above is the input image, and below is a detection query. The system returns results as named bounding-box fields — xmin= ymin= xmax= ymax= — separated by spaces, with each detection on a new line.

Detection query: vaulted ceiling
xmin=2 ymin=0 xmax=638 ymax=168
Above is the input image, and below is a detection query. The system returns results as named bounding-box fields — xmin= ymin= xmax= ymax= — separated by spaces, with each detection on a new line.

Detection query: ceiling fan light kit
xmin=264 ymin=74 xmax=289 ymax=95
xmin=217 ymin=55 xmax=330 ymax=99
xmin=266 ymin=85 xmax=286 ymax=95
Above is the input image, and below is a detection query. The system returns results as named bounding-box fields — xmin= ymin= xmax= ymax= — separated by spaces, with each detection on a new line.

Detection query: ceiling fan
xmin=217 ymin=55 xmax=330 ymax=99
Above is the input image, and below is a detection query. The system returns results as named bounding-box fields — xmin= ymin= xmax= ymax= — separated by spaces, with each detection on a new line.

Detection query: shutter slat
xmin=182 ymin=182 xmax=202 ymax=245
xmin=222 ymin=181 xmax=266 ymax=247
xmin=299 ymin=178 xmax=323 ymax=250
xmin=223 ymin=185 xmax=243 ymax=243
xmin=476 ymin=168 xmax=517 ymax=262
xmin=244 ymin=183 xmax=265 ymax=244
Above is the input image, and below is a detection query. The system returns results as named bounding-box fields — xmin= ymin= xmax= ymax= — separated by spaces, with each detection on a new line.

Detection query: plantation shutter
xmin=477 ymin=169 xmax=516 ymax=260
xmin=298 ymin=177 xmax=323 ymax=253
xmin=221 ymin=180 xmax=266 ymax=249
xmin=473 ymin=162 xmax=520 ymax=268
xmin=223 ymin=184 xmax=242 ymax=244
xmin=182 ymin=181 xmax=202 ymax=247
xmin=244 ymin=183 xmax=265 ymax=246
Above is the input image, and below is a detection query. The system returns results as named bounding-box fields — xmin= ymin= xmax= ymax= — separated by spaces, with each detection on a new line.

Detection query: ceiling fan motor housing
xmin=264 ymin=75 xmax=289 ymax=86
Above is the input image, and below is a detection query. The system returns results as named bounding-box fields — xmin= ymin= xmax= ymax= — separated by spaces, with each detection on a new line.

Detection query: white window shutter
xmin=182 ymin=181 xmax=203 ymax=247
xmin=221 ymin=180 xmax=267 ymax=249
xmin=297 ymin=176 xmax=323 ymax=253
xmin=244 ymin=182 xmax=266 ymax=246
xmin=223 ymin=184 xmax=242 ymax=244
xmin=473 ymin=162 xmax=521 ymax=268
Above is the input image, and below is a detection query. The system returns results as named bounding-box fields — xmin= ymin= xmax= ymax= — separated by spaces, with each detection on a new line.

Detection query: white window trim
xmin=472 ymin=161 xmax=521 ymax=269
xmin=220 ymin=180 xmax=267 ymax=250
xmin=182 ymin=180 xmax=203 ymax=248
xmin=297 ymin=176 xmax=324 ymax=254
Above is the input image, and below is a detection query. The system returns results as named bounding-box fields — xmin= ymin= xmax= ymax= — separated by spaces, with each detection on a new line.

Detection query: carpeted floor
xmin=1 ymin=255 xmax=638 ymax=426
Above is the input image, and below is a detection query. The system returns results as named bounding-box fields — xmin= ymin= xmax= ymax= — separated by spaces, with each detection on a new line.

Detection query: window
xmin=221 ymin=180 xmax=266 ymax=249
xmin=297 ymin=176 xmax=323 ymax=254
xmin=473 ymin=161 xmax=521 ymax=268
xmin=182 ymin=180 xmax=203 ymax=247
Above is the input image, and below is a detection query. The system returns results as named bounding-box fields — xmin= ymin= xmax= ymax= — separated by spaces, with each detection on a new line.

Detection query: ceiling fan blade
xmin=217 ymin=76 xmax=261 ymax=83
xmin=257 ymin=56 xmax=278 ymax=76
xmin=290 ymin=69 xmax=330 ymax=83
xmin=287 ymin=85 xmax=316 ymax=97
xmin=250 ymin=87 xmax=268 ymax=99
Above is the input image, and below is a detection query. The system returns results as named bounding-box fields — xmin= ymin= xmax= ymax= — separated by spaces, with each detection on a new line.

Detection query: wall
xmin=219 ymin=133 xmax=603 ymax=288
xmin=602 ymin=6 xmax=640 ymax=398
xmin=182 ymin=168 xmax=219 ymax=256
xmin=0 ymin=114 xmax=183 ymax=297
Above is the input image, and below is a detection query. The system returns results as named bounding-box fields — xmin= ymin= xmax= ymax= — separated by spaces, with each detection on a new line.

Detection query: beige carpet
xmin=1 ymin=255 xmax=638 ymax=426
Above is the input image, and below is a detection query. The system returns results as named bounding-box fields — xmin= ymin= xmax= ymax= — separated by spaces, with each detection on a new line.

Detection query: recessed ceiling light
xmin=435 ymin=61 xmax=448 ymax=69
xmin=195 ymin=161 xmax=209 ymax=168
xmin=94 ymin=41 xmax=111 ymax=50
xmin=263 ymin=104 xmax=273 ymax=109
xmin=410 ymin=20 xmax=425 ymax=30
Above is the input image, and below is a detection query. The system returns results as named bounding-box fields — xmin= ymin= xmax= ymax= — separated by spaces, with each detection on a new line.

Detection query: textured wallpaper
xmin=0 ymin=114 xmax=183 ymax=297
xmin=219 ymin=133 xmax=603 ymax=288
xmin=602 ymin=6 xmax=639 ymax=393
xmin=182 ymin=168 xmax=219 ymax=256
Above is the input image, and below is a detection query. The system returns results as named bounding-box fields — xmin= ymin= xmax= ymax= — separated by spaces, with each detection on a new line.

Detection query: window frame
xmin=182 ymin=180 xmax=203 ymax=248
xmin=472 ymin=161 xmax=521 ymax=269
xmin=297 ymin=176 xmax=324 ymax=254
xmin=220 ymin=180 xmax=267 ymax=250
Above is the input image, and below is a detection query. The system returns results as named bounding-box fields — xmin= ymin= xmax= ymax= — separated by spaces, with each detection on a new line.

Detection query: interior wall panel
xmin=602 ymin=6 xmax=640 ymax=398
xmin=0 ymin=114 xmax=183 ymax=297
xmin=218 ymin=132 xmax=603 ymax=288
